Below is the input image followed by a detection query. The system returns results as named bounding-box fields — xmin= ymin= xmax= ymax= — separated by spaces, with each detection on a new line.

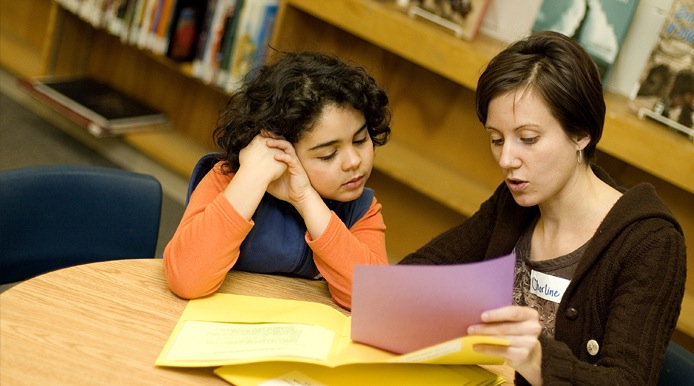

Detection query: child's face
xmin=294 ymin=104 xmax=374 ymax=202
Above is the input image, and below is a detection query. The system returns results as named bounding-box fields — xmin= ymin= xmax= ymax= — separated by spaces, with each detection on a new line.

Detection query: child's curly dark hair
xmin=212 ymin=51 xmax=392 ymax=172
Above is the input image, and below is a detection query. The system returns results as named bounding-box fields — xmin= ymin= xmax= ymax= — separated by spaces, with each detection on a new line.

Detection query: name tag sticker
xmin=530 ymin=270 xmax=570 ymax=303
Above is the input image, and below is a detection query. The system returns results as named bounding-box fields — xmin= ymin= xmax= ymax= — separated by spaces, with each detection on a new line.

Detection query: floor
xmin=0 ymin=68 xmax=187 ymax=288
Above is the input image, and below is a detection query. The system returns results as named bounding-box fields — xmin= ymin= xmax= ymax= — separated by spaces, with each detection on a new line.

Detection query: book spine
xmin=192 ymin=0 xmax=219 ymax=77
xmin=216 ymin=0 xmax=244 ymax=89
xmin=166 ymin=0 xmax=207 ymax=62
xmin=200 ymin=0 xmax=235 ymax=84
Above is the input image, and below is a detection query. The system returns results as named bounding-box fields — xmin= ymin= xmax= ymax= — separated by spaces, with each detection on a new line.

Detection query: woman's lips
xmin=506 ymin=178 xmax=527 ymax=192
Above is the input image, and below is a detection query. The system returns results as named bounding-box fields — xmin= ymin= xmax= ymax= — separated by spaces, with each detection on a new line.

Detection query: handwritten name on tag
xmin=530 ymin=270 xmax=570 ymax=303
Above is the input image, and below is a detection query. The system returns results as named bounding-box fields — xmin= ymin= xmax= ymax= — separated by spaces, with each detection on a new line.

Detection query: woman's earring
xmin=577 ymin=149 xmax=584 ymax=165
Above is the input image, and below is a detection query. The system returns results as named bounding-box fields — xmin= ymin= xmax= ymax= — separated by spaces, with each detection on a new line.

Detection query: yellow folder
xmin=156 ymin=293 xmax=509 ymax=369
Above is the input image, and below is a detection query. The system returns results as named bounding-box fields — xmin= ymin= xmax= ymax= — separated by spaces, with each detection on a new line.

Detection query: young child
xmin=164 ymin=52 xmax=392 ymax=310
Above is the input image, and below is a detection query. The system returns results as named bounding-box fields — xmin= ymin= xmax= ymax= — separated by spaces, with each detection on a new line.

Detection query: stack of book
xmin=56 ymin=0 xmax=279 ymax=93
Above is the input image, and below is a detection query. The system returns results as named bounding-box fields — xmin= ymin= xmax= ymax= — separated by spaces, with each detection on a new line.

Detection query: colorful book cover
xmin=532 ymin=0 xmax=640 ymax=81
xmin=227 ymin=0 xmax=278 ymax=90
xmin=402 ymin=0 xmax=492 ymax=41
xmin=629 ymin=0 xmax=694 ymax=137
xmin=166 ymin=0 xmax=209 ymax=62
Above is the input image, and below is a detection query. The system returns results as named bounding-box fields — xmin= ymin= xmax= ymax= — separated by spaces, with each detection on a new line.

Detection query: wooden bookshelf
xmin=1 ymin=0 xmax=692 ymax=338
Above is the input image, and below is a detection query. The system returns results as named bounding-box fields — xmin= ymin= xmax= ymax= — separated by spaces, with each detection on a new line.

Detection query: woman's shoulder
xmin=608 ymin=182 xmax=683 ymax=236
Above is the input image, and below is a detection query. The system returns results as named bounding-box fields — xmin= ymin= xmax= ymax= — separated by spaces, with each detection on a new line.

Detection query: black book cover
xmin=27 ymin=77 xmax=169 ymax=136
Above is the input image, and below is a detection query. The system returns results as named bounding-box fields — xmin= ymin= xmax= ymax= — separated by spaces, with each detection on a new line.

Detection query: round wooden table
xmin=0 ymin=258 xmax=512 ymax=385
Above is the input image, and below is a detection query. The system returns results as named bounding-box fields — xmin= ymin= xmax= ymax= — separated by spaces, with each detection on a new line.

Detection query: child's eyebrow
xmin=307 ymin=123 xmax=367 ymax=151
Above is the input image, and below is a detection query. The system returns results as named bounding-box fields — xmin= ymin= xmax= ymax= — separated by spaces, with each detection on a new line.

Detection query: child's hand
xmin=238 ymin=133 xmax=288 ymax=186
xmin=263 ymin=135 xmax=317 ymax=207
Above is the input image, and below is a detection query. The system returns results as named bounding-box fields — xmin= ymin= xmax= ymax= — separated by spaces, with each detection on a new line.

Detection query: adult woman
xmin=399 ymin=31 xmax=686 ymax=385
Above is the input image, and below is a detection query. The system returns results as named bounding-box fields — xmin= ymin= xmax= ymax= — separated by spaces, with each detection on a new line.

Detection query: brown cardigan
xmin=400 ymin=167 xmax=686 ymax=385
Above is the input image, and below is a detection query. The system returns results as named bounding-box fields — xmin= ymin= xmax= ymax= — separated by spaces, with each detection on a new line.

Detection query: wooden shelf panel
xmin=123 ymin=131 xmax=210 ymax=179
xmin=0 ymin=0 xmax=54 ymax=78
xmin=375 ymin=140 xmax=493 ymax=216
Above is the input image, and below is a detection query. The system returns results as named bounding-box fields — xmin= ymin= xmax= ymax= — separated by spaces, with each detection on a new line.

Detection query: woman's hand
xmin=468 ymin=305 xmax=543 ymax=385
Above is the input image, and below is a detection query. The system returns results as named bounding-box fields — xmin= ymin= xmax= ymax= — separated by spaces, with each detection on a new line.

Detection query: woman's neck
xmin=531 ymin=167 xmax=622 ymax=261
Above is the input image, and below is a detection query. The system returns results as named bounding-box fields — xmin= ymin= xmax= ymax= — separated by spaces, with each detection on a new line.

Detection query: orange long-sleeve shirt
xmin=163 ymin=162 xmax=387 ymax=309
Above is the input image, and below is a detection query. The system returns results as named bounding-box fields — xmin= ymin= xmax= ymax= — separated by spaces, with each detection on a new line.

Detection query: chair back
xmin=0 ymin=165 xmax=162 ymax=284
xmin=186 ymin=152 xmax=223 ymax=206
xmin=657 ymin=340 xmax=694 ymax=386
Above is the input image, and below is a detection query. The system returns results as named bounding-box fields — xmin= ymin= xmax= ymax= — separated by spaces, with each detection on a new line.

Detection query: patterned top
xmin=513 ymin=219 xmax=586 ymax=337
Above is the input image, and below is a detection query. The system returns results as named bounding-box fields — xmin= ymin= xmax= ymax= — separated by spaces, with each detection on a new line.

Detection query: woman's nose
xmin=498 ymin=143 xmax=520 ymax=169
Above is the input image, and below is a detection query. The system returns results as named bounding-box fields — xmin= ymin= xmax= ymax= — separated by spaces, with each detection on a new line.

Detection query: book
xmin=20 ymin=77 xmax=169 ymax=137
xmin=166 ymin=0 xmax=209 ymax=62
xmin=155 ymin=293 xmax=507 ymax=385
xmin=198 ymin=0 xmax=236 ymax=84
xmin=157 ymin=254 xmax=514 ymax=376
xmin=532 ymin=0 xmax=641 ymax=82
xmin=399 ymin=0 xmax=492 ymax=41
xmin=215 ymin=0 xmax=246 ymax=89
xmin=629 ymin=0 xmax=694 ymax=139
xmin=192 ymin=0 xmax=220 ymax=78
xmin=149 ymin=0 xmax=178 ymax=54
xmin=479 ymin=0 xmax=543 ymax=43
xmin=226 ymin=0 xmax=279 ymax=91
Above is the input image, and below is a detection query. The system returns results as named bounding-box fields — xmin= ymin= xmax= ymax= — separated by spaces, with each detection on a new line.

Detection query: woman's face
xmin=484 ymin=88 xmax=588 ymax=208
xmin=294 ymin=104 xmax=374 ymax=202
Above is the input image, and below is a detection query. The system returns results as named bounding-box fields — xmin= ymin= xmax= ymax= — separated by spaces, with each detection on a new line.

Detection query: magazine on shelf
xmin=398 ymin=0 xmax=492 ymax=40
xmin=532 ymin=0 xmax=640 ymax=82
xmin=629 ymin=0 xmax=694 ymax=139
xmin=20 ymin=77 xmax=170 ymax=137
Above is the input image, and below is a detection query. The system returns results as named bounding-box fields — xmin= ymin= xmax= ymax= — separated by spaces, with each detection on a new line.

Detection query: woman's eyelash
xmin=522 ymin=137 xmax=539 ymax=144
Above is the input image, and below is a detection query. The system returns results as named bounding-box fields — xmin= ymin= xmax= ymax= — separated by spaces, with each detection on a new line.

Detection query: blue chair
xmin=185 ymin=152 xmax=223 ymax=206
xmin=658 ymin=340 xmax=694 ymax=386
xmin=0 ymin=165 xmax=162 ymax=284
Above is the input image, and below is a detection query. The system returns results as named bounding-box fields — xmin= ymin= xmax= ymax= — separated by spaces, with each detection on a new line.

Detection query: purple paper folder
xmin=351 ymin=252 xmax=515 ymax=354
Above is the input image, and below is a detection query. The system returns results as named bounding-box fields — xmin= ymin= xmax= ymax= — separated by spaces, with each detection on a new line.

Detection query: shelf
xmin=283 ymin=0 xmax=694 ymax=196
xmin=601 ymin=93 xmax=694 ymax=193
xmin=284 ymin=0 xmax=505 ymax=91
xmin=375 ymin=140 xmax=492 ymax=216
